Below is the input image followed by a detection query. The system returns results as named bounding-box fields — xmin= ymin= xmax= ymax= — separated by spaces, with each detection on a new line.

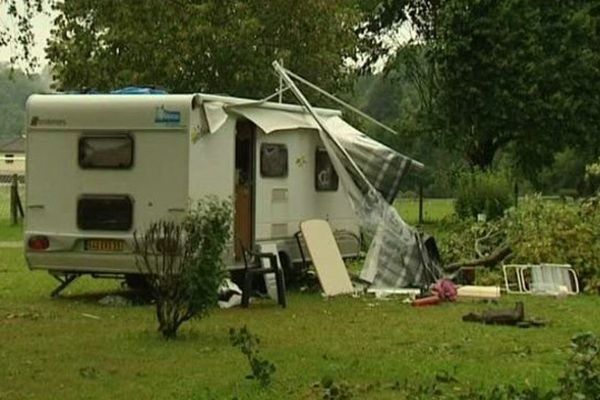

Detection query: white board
xmin=300 ymin=219 xmax=353 ymax=296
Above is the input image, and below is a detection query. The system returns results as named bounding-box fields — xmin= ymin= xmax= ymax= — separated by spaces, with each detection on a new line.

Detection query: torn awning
xmin=219 ymin=104 xmax=415 ymax=203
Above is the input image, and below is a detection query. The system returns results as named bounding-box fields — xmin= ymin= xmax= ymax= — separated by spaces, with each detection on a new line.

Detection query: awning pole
xmin=282 ymin=67 xmax=425 ymax=170
xmin=223 ymin=85 xmax=291 ymax=110
xmin=272 ymin=61 xmax=374 ymax=193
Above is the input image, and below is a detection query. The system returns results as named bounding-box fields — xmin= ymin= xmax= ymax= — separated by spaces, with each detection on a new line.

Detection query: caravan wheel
xmin=124 ymin=274 xmax=148 ymax=291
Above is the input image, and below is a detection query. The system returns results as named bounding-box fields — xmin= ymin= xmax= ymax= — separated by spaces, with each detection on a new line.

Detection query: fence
xmin=0 ymin=174 xmax=25 ymax=226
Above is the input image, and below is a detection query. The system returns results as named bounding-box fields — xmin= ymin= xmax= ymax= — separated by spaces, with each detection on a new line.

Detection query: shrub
xmin=454 ymin=169 xmax=513 ymax=220
xmin=134 ymin=196 xmax=232 ymax=339
xmin=229 ymin=325 xmax=276 ymax=387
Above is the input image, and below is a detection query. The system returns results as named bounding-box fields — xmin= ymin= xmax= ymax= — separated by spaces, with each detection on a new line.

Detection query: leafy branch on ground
xmin=439 ymin=194 xmax=600 ymax=291
xmin=229 ymin=325 xmax=276 ymax=387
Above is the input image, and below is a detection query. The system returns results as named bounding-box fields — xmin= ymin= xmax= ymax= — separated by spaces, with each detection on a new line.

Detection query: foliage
xmin=556 ymin=332 xmax=600 ymax=399
xmin=536 ymin=148 xmax=592 ymax=196
xmin=0 ymin=65 xmax=49 ymax=136
xmin=506 ymin=195 xmax=600 ymax=286
xmin=587 ymin=157 xmax=600 ymax=179
xmin=436 ymin=217 xmax=499 ymax=266
xmin=439 ymin=195 xmax=600 ymax=289
xmin=229 ymin=325 xmax=276 ymax=387
xmin=46 ymin=0 xmax=361 ymax=96
xmin=360 ymin=1 xmax=600 ymax=173
xmin=586 ymin=157 xmax=600 ymax=193
xmin=0 ymin=0 xmax=52 ymax=73
xmin=454 ymin=170 xmax=513 ymax=220
xmin=134 ymin=196 xmax=231 ymax=339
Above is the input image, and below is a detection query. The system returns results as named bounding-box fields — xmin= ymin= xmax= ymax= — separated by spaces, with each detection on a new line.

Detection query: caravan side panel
xmin=254 ymin=128 xmax=359 ymax=261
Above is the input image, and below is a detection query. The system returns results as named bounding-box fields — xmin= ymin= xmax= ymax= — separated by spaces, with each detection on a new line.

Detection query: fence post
xmin=10 ymin=174 xmax=24 ymax=225
xmin=10 ymin=174 xmax=17 ymax=225
xmin=514 ymin=181 xmax=519 ymax=208
xmin=418 ymin=182 xmax=424 ymax=225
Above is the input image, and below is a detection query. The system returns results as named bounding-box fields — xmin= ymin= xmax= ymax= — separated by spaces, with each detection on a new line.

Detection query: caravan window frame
xmin=315 ymin=148 xmax=339 ymax=191
xmin=260 ymin=142 xmax=288 ymax=178
xmin=78 ymin=133 xmax=134 ymax=170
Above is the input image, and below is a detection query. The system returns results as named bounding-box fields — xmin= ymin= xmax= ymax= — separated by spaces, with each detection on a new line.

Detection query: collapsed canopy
xmin=200 ymin=99 xmax=441 ymax=288
xmin=219 ymin=104 xmax=415 ymax=204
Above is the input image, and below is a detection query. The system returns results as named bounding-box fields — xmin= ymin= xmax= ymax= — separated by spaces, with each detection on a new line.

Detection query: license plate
xmin=84 ymin=239 xmax=124 ymax=252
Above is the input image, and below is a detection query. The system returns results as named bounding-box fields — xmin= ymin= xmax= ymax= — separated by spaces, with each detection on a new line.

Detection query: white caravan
xmin=24 ymin=93 xmax=364 ymax=290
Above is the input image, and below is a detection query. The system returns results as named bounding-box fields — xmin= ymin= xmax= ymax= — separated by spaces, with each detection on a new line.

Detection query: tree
xmin=0 ymin=0 xmax=52 ymax=73
xmin=0 ymin=64 xmax=50 ymax=137
xmin=46 ymin=0 xmax=362 ymax=96
xmin=361 ymin=1 xmax=600 ymax=173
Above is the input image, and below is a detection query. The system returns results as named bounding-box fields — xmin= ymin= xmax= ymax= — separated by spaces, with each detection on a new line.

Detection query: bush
xmin=134 ymin=196 xmax=232 ymax=339
xmin=454 ymin=170 xmax=514 ymax=220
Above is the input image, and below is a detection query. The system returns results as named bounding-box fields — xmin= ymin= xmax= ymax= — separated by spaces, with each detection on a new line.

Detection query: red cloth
xmin=432 ymin=279 xmax=457 ymax=301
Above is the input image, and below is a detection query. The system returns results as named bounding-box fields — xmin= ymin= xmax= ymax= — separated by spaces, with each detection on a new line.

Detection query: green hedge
xmin=454 ymin=170 xmax=513 ymax=220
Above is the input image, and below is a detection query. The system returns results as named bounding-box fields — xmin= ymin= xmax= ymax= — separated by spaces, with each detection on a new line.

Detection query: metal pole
xmin=418 ymin=182 xmax=424 ymax=225
xmin=272 ymin=61 xmax=374 ymax=193
xmin=281 ymin=68 xmax=425 ymax=170
xmin=278 ymin=59 xmax=284 ymax=103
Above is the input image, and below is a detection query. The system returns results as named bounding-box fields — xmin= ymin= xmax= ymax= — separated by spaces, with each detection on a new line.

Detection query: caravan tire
xmin=124 ymin=274 xmax=148 ymax=291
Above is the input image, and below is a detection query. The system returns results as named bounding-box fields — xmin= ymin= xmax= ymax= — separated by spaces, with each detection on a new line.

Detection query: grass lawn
xmin=395 ymin=198 xmax=455 ymax=226
xmin=0 ymin=220 xmax=22 ymax=242
xmin=0 ymin=185 xmax=24 ymax=242
xmin=1 ymin=248 xmax=600 ymax=399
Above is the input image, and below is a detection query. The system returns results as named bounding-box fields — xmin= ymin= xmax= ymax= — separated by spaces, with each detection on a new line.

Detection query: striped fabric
xmin=324 ymin=117 xmax=413 ymax=204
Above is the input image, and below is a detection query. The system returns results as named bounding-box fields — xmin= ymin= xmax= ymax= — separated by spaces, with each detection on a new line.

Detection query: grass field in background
xmin=395 ymin=198 xmax=455 ymax=225
xmin=0 ymin=184 xmax=24 ymax=242
xmin=1 ymin=247 xmax=600 ymax=399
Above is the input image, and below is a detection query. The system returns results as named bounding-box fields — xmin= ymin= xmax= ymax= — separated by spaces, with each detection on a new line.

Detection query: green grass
xmin=0 ymin=219 xmax=23 ymax=242
xmin=1 ymin=248 xmax=600 ymax=399
xmin=395 ymin=198 xmax=455 ymax=226
xmin=0 ymin=185 xmax=24 ymax=242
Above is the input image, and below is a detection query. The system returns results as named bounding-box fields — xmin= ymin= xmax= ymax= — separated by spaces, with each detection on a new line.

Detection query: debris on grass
xmin=98 ymin=294 xmax=133 ymax=307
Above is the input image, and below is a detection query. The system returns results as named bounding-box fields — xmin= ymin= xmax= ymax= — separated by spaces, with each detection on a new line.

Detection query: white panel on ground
xmin=300 ymin=219 xmax=353 ymax=296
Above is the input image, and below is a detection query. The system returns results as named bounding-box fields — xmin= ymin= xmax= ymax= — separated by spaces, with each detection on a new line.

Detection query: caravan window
xmin=79 ymin=135 xmax=133 ymax=169
xmin=315 ymin=149 xmax=338 ymax=191
xmin=260 ymin=143 xmax=288 ymax=177
xmin=77 ymin=195 xmax=133 ymax=231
